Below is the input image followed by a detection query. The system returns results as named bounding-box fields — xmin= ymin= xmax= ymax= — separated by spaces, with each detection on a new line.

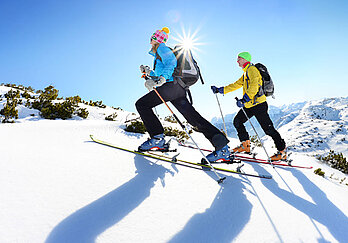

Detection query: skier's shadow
xmin=45 ymin=154 xmax=170 ymax=243
xmin=169 ymin=172 xmax=253 ymax=243
xmin=252 ymin=164 xmax=348 ymax=243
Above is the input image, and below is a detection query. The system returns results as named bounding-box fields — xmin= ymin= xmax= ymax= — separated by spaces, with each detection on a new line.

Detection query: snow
xmin=1 ymin=86 xmax=348 ymax=243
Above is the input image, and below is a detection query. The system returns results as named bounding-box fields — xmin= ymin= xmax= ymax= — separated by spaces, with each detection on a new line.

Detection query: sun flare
xmin=172 ymin=26 xmax=205 ymax=54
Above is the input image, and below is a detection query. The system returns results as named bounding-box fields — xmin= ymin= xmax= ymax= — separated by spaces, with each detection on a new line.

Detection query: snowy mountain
xmin=212 ymin=97 xmax=348 ymax=157
xmin=211 ymin=102 xmax=307 ymax=137
xmin=1 ymin=84 xmax=348 ymax=243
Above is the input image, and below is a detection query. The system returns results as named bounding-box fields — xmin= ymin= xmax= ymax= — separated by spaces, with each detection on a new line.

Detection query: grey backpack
xmin=172 ymin=45 xmax=204 ymax=103
xmin=246 ymin=63 xmax=275 ymax=98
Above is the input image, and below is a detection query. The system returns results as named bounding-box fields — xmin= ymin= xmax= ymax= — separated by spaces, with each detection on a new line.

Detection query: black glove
xmin=236 ymin=98 xmax=246 ymax=108
xmin=211 ymin=86 xmax=224 ymax=94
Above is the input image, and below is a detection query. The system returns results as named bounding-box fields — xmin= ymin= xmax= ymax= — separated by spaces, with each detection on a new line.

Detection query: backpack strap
xmin=174 ymin=77 xmax=194 ymax=104
xmin=244 ymin=64 xmax=252 ymax=89
xmin=245 ymin=63 xmax=264 ymax=98
xmin=191 ymin=54 xmax=204 ymax=85
xmin=153 ymin=52 xmax=162 ymax=71
xmin=186 ymin=89 xmax=193 ymax=105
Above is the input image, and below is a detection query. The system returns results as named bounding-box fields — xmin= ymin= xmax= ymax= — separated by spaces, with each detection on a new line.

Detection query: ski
xmin=177 ymin=142 xmax=313 ymax=169
xmin=90 ymin=135 xmax=272 ymax=179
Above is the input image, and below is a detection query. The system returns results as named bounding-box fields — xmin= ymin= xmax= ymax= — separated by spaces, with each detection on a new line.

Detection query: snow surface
xmin=1 ymin=86 xmax=348 ymax=243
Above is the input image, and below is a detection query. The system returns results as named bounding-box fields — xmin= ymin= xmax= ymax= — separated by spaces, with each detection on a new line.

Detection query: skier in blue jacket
xmin=136 ymin=27 xmax=230 ymax=162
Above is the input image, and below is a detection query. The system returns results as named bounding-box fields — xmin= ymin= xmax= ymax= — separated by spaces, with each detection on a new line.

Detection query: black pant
xmin=135 ymin=82 xmax=229 ymax=150
xmin=233 ymin=102 xmax=286 ymax=151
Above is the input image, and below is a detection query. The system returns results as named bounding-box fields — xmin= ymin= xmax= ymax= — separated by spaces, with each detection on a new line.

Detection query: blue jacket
xmin=149 ymin=43 xmax=177 ymax=82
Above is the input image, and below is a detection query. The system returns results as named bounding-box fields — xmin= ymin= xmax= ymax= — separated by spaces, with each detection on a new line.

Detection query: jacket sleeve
xmin=244 ymin=66 xmax=262 ymax=100
xmin=157 ymin=45 xmax=177 ymax=80
xmin=223 ymin=75 xmax=244 ymax=94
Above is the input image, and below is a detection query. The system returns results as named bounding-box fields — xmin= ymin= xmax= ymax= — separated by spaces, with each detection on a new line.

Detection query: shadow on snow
xmin=252 ymin=164 xmax=348 ymax=243
xmin=45 ymin=154 xmax=170 ymax=243
xmin=168 ymin=170 xmax=253 ymax=243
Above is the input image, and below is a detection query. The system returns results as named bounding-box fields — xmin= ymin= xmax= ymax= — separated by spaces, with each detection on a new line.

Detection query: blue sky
xmin=1 ymin=0 xmax=347 ymax=119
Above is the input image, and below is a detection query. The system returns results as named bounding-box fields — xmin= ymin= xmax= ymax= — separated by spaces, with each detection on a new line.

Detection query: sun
xmin=182 ymin=38 xmax=194 ymax=50
xmin=172 ymin=26 xmax=205 ymax=53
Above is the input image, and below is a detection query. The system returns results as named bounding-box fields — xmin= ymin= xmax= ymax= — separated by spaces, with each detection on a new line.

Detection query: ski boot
xmin=203 ymin=145 xmax=232 ymax=164
xmin=138 ymin=134 xmax=168 ymax=152
xmin=270 ymin=148 xmax=287 ymax=162
xmin=232 ymin=140 xmax=251 ymax=153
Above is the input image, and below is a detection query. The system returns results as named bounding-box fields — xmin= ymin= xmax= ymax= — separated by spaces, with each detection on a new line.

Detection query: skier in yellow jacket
xmin=211 ymin=52 xmax=286 ymax=161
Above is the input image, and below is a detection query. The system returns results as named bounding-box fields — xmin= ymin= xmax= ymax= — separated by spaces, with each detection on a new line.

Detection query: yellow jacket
xmin=223 ymin=63 xmax=266 ymax=108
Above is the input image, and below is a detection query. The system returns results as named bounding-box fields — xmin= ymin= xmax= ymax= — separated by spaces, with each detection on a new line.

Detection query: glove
xmin=211 ymin=86 xmax=224 ymax=94
xmin=140 ymin=65 xmax=152 ymax=77
xmin=236 ymin=98 xmax=246 ymax=108
xmin=145 ymin=76 xmax=166 ymax=91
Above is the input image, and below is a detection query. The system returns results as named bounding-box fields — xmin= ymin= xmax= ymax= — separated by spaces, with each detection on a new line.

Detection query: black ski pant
xmin=233 ymin=102 xmax=286 ymax=151
xmin=135 ymin=82 xmax=229 ymax=151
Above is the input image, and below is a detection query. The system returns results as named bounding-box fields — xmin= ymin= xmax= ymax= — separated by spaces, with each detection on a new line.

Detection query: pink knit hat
xmin=151 ymin=27 xmax=170 ymax=44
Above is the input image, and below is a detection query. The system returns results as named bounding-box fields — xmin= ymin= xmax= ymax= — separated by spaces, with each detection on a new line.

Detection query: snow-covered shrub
xmin=105 ymin=113 xmax=118 ymax=121
xmin=317 ymin=150 xmax=348 ymax=174
xmin=40 ymin=101 xmax=75 ymax=120
xmin=76 ymin=108 xmax=89 ymax=119
xmin=4 ymin=89 xmax=20 ymax=100
xmin=65 ymin=96 xmax=82 ymax=105
xmin=31 ymin=85 xmax=58 ymax=111
xmin=21 ymin=91 xmax=34 ymax=99
xmin=164 ymin=115 xmax=177 ymax=123
xmin=164 ymin=127 xmax=189 ymax=142
xmin=87 ymin=100 xmax=106 ymax=108
xmin=31 ymin=86 xmax=88 ymax=120
xmin=0 ymin=89 xmax=19 ymax=123
xmin=125 ymin=121 xmax=147 ymax=134
xmin=251 ymin=135 xmax=262 ymax=147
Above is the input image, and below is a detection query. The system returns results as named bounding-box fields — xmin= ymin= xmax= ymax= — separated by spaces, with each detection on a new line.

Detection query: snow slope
xmin=1 ymin=86 xmax=348 ymax=242
xmin=277 ymin=97 xmax=348 ymax=157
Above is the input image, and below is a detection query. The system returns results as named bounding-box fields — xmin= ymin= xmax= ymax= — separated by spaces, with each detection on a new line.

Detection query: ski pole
xmin=215 ymin=93 xmax=228 ymax=136
xmin=153 ymin=87 xmax=226 ymax=184
xmin=235 ymin=97 xmax=274 ymax=167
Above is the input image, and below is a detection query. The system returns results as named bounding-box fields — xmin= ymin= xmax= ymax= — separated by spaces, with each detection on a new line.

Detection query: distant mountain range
xmin=211 ymin=97 xmax=348 ymax=156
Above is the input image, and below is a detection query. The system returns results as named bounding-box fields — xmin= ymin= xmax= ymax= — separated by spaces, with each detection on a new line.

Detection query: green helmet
xmin=238 ymin=52 xmax=251 ymax=62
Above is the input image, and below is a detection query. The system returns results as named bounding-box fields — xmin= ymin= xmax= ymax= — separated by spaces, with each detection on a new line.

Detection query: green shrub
xmin=0 ymin=89 xmax=19 ymax=123
xmin=105 ymin=113 xmax=118 ymax=121
xmin=29 ymin=86 xmax=88 ymax=120
xmin=251 ymin=135 xmax=262 ymax=147
xmin=2 ymin=83 xmax=35 ymax=93
xmin=164 ymin=126 xmax=189 ymax=142
xmin=4 ymin=89 xmax=20 ymax=99
xmin=0 ymin=99 xmax=18 ymax=123
xmin=21 ymin=91 xmax=34 ymax=99
xmin=164 ymin=115 xmax=177 ymax=123
xmin=40 ymin=101 xmax=75 ymax=120
xmin=66 ymin=96 xmax=82 ymax=106
xmin=88 ymin=100 xmax=106 ymax=108
xmin=76 ymin=108 xmax=89 ymax=119
xmin=317 ymin=150 xmax=348 ymax=174
xmin=314 ymin=168 xmax=325 ymax=177
xmin=125 ymin=121 xmax=147 ymax=134
xmin=31 ymin=85 xmax=59 ymax=111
